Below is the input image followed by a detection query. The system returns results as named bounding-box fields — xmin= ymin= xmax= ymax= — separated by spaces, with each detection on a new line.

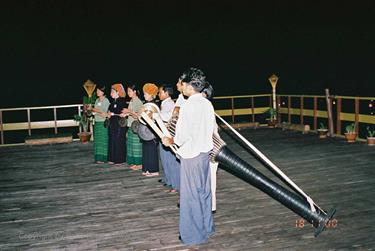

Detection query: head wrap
xmin=111 ymin=83 xmax=126 ymax=98
xmin=143 ymin=83 xmax=159 ymax=97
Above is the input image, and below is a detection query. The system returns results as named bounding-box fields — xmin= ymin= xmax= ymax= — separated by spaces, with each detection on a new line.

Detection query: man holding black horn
xmin=162 ymin=67 xmax=215 ymax=245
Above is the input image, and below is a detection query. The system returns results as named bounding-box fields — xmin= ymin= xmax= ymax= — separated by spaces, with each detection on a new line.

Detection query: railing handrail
xmin=0 ymin=104 xmax=82 ymax=112
xmin=332 ymin=95 xmax=374 ymax=101
xmin=276 ymin=94 xmax=375 ymax=100
xmin=277 ymin=94 xmax=326 ymax=98
xmin=213 ymin=94 xmax=270 ymax=99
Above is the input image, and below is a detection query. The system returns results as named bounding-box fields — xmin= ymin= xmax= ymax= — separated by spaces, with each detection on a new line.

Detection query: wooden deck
xmin=0 ymin=128 xmax=374 ymax=250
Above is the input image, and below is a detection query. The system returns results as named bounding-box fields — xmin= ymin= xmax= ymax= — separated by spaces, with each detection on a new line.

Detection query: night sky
xmin=1 ymin=1 xmax=374 ymax=107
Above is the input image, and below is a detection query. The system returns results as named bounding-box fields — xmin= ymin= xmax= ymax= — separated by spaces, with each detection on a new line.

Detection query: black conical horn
xmin=215 ymin=145 xmax=336 ymax=237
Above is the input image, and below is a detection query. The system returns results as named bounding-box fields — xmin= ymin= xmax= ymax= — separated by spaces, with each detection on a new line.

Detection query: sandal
xmin=145 ymin=172 xmax=159 ymax=177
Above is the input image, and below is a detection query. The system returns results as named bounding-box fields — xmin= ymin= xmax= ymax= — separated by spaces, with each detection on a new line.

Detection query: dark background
xmin=1 ymin=0 xmax=374 ymax=108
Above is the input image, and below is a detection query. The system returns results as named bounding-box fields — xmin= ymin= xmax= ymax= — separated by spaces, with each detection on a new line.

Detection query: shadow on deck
xmin=0 ymin=128 xmax=374 ymax=250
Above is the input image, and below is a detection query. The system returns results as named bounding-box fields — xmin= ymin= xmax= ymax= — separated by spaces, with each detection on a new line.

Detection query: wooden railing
xmin=1 ymin=94 xmax=374 ymax=145
xmin=0 ymin=104 xmax=83 ymax=145
xmin=213 ymin=94 xmax=271 ymax=123
xmin=276 ymin=95 xmax=375 ymax=139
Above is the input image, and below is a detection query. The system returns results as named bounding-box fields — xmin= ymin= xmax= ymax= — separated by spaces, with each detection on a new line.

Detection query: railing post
xmin=336 ymin=97 xmax=342 ymax=135
xmin=277 ymin=95 xmax=281 ymax=123
xmin=78 ymin=105 xmax=82 ymax=133
xmin=251 ymin=96 xmax=255 ymax=123
xmin=300 ymin=96 xmax=304 ymax=125
xmin=288 ymin=96 xmax=291 ymax=124
xmin=231 ymin=97 xmax=235 ymax=123
xmin=355 ymin=97 xmax=359 ymax=135
xmin=313 ymin=97 xmax=317 ymax=130
xmin=27 ymin=108 xmax=31 ymax=136
xmin=0 ymin=110 xmax=4 ymax=145
xmin=54 ymin=107 xmax=58 ymax=134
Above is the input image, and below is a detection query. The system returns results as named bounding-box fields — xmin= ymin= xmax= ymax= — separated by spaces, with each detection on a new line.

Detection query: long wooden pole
xmin=325 ymin=89 xmax=335 ymax=137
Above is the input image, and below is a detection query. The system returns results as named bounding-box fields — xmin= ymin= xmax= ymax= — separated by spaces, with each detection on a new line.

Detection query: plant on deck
xmin=74 ymin=113 xmax=91 ymax=133
xmin=266 ymin=108 xmax=278 ymax=121
xmin=366 ymin=126 xmax=375 ymax=137
xmin=319 ymin=122 xmax=327 ymax=130
xmin=345 ymin=123 xmax=356 ymax=134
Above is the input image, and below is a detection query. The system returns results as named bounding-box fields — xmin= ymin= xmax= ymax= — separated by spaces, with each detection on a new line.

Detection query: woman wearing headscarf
xmin=140 ymin=83 xmax=159 ymax=177
xmin=107 ymin=83 xmax=127 ymax=165
xmin=92 ymin=85 xmax=110 ymax=163
xmin=122 ymin=85 xmax=143 ymax=170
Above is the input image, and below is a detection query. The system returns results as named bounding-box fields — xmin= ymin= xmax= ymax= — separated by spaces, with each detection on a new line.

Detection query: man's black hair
xmin=202 ymin=82 xmax=214 ymax=99
xmin=159 ymin=84 xmax=173 ymax=96
xmin=179 ymin=67 xmax=207 ymax=92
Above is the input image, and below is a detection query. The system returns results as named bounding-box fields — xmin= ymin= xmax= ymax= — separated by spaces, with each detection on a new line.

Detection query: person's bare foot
xmin=130 ymin=165 xmax=142 ymax=170
xmin=145 ymin=172 xmax=159 ymax=177
xmin=166 ymin=189 xmax=178 ymax=193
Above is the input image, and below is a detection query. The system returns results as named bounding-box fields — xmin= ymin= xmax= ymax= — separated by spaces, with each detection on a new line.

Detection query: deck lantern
xmin=83 ymin=79 xmax=96 ymax=98
xmin=268 ymin=74 xmax=278 ymax=120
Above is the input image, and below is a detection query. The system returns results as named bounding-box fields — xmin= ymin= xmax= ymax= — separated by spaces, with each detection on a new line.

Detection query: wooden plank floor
xmin=0 ymin=128 xmax=374 ymax=250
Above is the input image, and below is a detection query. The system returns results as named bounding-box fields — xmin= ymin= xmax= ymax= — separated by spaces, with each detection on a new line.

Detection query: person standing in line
xmin=91 ymin=85 xmax=110 ymax=164
xmin=162 ymin=67 xmax=215 ymax=245
xmin=159 ymin=77 xmax=187 ymax=187
xmin=141 ymin=83 xmax=160 ymax=177
xmin=123 ymin=85 xmax=143 ymax=170
xmin=173 ymin=76 xmax=187 ymax=117
xmin=158 ymin=76 xmax=187 ymax=186
xmin=158 ymin=84 xmax=180 ymax=192
xmin=107 ymin=83 xmax=127 ymax=165
xmin=202 ymin=83 xmax=218 ymax=213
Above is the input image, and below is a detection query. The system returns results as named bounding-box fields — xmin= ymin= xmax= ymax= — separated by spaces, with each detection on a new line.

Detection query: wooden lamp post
xmin=268 ymin=74 xmax=279 ymax=121
xmin=81 ymin=79 xmax=96 ymax=141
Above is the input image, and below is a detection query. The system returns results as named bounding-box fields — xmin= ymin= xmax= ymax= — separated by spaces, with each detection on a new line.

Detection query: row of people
xmin=91 ymin=83 xmax=160 ymax=176
xmin=90 ymin=68 xmax=217 ymax=246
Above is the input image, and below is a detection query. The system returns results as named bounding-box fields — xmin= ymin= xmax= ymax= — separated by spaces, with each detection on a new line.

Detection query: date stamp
xmin=295 ymin=218 xmax=338 ymax=228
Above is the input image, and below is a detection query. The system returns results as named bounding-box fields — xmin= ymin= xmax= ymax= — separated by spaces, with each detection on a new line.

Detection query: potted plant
xmin=366 ymin=126 xmax=375 ymax=146
xmin=344 ymin=123 xmax=357 ymax=143
xmin=74 ymin=112 xmax=93 ymax=143
xmin=317 ymin=122 xmax=328 ymax=139
xmin=265 ymin=108 xmax=278 ymax=128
